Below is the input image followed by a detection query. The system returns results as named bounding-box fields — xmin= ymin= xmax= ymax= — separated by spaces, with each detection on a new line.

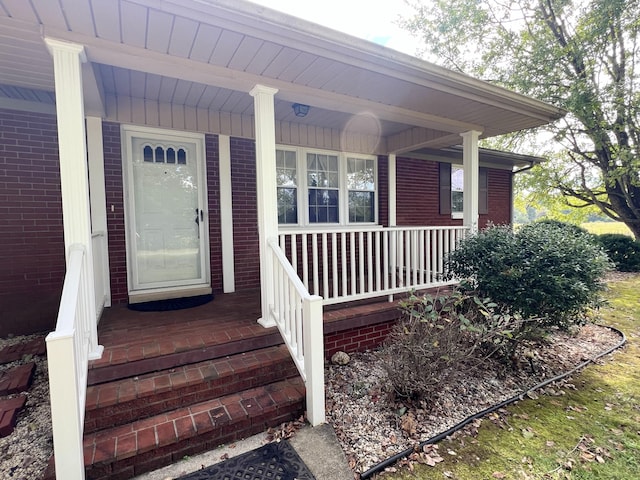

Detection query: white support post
xmin=303 ymin=295 xmax=326 ymax=426
xmin=250 ymin=84 xmax=279 ymax=328
xmin=387 ymin=153 xmax=396 ymax=302
xmin=218 ymin=135 xmax=236 ymax=293
xmin=461 ymin=130 xmax=482 ymax=233
xmin=46 ymin=38 xmax=103 ymax=359
xmin=86 ymin=116 xmax=111 ymax=309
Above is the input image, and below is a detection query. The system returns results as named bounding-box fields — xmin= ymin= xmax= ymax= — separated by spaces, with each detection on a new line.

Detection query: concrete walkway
xmin=132 ymin=423 xmax=353 ymax=480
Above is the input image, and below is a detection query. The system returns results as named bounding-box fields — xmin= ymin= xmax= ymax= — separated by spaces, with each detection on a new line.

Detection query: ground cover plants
xmin=384 ymin=273 xmax=640 ymax=480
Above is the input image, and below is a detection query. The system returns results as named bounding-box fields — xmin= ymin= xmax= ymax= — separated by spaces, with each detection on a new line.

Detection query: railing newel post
xmin=303 ymin=294 xmax=325 ymax=426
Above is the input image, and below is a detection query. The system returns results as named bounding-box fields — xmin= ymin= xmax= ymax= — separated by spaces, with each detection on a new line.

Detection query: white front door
xmin=122 ymin=126 xmax=210 ymax=299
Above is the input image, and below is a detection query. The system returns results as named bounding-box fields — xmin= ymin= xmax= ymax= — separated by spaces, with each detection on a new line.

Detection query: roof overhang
xmin=406 ymin=146 xmax=546 ymax=171
xmin=0 ymin=0 xmax=565 ymax=154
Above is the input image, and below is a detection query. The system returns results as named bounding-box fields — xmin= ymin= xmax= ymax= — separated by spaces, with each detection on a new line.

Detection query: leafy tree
xmin=401 ymin=0 xmax=640 ymax=238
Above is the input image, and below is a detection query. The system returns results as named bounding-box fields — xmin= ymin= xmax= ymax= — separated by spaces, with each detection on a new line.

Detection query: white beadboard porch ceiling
xmin=0 ymin=0 xmax=565 ymax=152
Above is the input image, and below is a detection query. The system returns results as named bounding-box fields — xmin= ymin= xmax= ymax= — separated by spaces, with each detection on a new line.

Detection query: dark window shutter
xmin=439 ymin=162 xmax=451 ymax=215
xmin=479 ymin=168 xmax=488 ymax=215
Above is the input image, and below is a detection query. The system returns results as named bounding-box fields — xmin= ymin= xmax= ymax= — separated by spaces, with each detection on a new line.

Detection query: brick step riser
xmin=85 ymin=357 xmax=299 ymax=434
xmin=86 ymin=402 xmax=304 ymax=480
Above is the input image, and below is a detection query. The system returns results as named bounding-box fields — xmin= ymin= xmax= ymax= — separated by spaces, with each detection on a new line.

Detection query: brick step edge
xmin=84 ymin=345 xmax=299 ymax=434
xmin=0 ymin=362 xmax=36 ymax=396
xmin=0 ymin=395 xmax=28 ymax=437
xmin=38 ymin=377 xmax=306 ymax=480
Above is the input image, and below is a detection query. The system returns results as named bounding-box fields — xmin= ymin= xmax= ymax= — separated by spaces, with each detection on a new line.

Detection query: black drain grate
xmin=177 ymin=440 xmax=315 ymax=480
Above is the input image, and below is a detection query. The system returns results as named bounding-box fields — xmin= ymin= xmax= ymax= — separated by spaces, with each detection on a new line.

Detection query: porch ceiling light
xmin=292 ymin=103 xmax=310 ymax=117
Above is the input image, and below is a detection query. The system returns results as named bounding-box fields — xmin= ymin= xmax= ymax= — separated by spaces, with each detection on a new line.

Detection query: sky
xmin=248 ymin=0 xmax=423 ymax=57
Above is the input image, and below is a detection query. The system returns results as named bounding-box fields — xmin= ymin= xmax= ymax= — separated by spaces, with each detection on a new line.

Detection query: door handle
xmin=195 ymin=208 xmax=200 ymax=238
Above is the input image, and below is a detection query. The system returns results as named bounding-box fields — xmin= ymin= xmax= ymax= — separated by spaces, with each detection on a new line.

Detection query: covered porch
xmin=0 ymin=0 xmax=564 ymax=478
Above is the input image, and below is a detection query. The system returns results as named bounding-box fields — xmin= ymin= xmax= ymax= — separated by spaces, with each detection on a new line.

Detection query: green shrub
xmin=596 ymin=233 xmax=640 ymax=272
xmin=379 ymin=291 xmax=522 ymax=401
xmin=446 ymin=222 xmax=610 ymax=333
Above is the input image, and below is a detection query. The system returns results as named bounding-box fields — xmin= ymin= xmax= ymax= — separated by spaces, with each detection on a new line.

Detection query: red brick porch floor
xmin=90 ymin=289 xmax=412 ymax=382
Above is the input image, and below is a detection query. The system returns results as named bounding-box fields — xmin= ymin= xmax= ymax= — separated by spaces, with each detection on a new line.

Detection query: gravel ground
xmin=0 ymin=334 xmax=52 ymax=480
xmin=0 ymin=314 xmax=624 ymax=480
xmin=325 ymin=323 xmax=623 ymax=475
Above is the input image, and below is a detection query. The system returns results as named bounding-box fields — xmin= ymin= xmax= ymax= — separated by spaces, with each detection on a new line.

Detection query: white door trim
xmin=121 ymin=124 xmax=211 ymax=302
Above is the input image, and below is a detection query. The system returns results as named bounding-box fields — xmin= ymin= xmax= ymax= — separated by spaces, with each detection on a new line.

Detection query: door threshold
xmin=128 ymin=286 xmax=213 ymax=304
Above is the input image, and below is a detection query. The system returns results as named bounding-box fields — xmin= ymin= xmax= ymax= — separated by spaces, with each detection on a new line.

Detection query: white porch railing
xmin=45 ymin=244 xmax=96 ymax=480
xmin=267 ymin=238 xmax=325 ymax=426
xmin=279 ymin=226 xmax=469 ymax=305
xmin=91 ymin=232 xmax=109 ymax=319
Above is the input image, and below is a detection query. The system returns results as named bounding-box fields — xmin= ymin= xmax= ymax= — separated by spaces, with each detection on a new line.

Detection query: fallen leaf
xmin=492 ymin=472 xmax=506 ymax=479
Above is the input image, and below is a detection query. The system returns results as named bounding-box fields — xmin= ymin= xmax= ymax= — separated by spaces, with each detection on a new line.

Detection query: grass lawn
xmin=383 ymin=274 xmax=640 ymax=480
xmin=581 ymin=222 xmax=634 ymax=237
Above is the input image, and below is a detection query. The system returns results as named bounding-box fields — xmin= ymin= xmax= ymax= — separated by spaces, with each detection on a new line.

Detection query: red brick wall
xmin=395 ymin=156 xmax=512 ymax=227
xmin=0 ymin=109 xmax=64 ymax=335
xmin=230 ymin=138 xmax=261 ymax=289
xmin=205 ymin=135 xmax=223 ymax=292
xmin=485 ymin=168 xmax=512 ymax=227
xmin=102 ymin=122 xmax=127 ymax=303
xmin=325 ymin=321 xmax=396 ymax=358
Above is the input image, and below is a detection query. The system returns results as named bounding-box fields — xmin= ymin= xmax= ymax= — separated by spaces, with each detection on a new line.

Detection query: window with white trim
xmin=276 ymin=147 xmax=377 ymax=226
xmin=451 ymin=165 xmax=464 ymax=218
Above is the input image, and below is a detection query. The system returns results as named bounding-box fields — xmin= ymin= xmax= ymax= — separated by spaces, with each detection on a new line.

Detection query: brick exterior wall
xmin=394 ymin=156 xmax=512 ymax=228
xmin=230 ymin=137 xmax=261 ymax=290
xmin=205 ymin=135 xmax=224 ymax=293
xmin=325 ymin=321 xmax=396 ymax=358
xmin=0 ymin=109 xmax=64 ymax=335
xmin=102 ymin=122 xmax=128 ymax=303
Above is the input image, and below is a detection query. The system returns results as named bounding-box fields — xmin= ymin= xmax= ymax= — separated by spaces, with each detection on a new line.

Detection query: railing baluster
xmin=367 ymin=231 xmax=373 ymax=293
xmin=302 ymin=234 xmax=309 ymax=291
xmin=340 ymin=232 xmax=347 ymax=298
xmin=350 ymin=231 xmax=356 ymax=296
xmin=331 ymin=232 xmax=338 ymax=301
xmin=419 ymin=229 xmax=425 ymax=285
xmin=322 ymin=233 xmax=329 ymax=299
xmin=375 ymin=231 xmax=381 ymax=292
xmin=358 ymin=231 xmax=365 ymax=294
xmin=312 ymin=233 xmax=319 ymax=296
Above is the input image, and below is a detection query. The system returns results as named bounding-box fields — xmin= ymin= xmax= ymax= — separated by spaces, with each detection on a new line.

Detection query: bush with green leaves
xmin=446 ymin=222 xmax=610 ymax=333
xmin=596 ymin=233 xmax=640 ymax=272
xmin=379 ymin=291 xmax=522 ymax=401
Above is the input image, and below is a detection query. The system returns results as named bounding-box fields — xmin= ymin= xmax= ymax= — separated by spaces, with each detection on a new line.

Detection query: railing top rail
xmin=47 ymin=244 xmax=85 ymax=340
xmin=268 ymin=237 xmax=315 ymax=301
xmin=278 ymin=225 xmax=471 ymax=235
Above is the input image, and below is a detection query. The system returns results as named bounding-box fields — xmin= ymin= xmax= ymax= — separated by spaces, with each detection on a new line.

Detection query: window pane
xmin=309 ymin=188 xmax=339 ymax=223
xmin=276 ymin=150 xmax=298 ymax=224
xmin=347 ymin=157 xmax=375 ymax=190
xmin=278 ymin=187 xmax=298 ymax=224
xmin=349 ymin=191 xmax=375 ymax=222
xmin=307 ymin=153 xmax=339 ymax=188
xmin=452 ymin=191 xmax=464 ymax=213
xmin=451 ymin=166 xmax=463 ymax=213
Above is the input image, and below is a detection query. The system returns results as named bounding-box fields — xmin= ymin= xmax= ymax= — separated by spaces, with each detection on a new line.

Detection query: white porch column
xmin=461 ymin=130 xmax=482 ymax=233
xmin=46 ymin=38 xmax=103 ymax=358
xmin=387 ymin=153 xmax=397 ymax=227
xmin=218 ymin=134 xmax=236 ymax=293
xmin=250 ymin=84 xmax=279 ymax=327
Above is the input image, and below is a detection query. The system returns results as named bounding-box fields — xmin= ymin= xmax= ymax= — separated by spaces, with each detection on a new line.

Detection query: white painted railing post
xmin=303 ymin=294 xmax=325 ymax=426
xmin=46 ymin=334 xmax=85 ymax=480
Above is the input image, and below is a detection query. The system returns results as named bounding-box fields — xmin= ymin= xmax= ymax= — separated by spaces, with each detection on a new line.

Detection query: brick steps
xmin=83 ymin=377 xmax=305 ymax=480
xmin=0 ymin=362 xmax=36 ymax=396
xmin=84 ymin=345 xmax=299 ymax=434
xmin=39 ymin=343 xmax=308 ymax=480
